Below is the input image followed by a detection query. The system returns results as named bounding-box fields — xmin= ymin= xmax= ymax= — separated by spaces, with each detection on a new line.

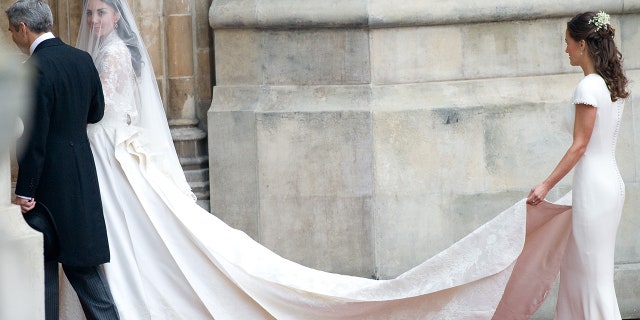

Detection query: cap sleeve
xmin=571 ymin=77 xmax=600 ymax=108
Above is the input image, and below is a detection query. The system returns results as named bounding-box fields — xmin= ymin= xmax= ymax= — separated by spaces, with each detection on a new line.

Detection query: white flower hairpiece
xmin=589 ymin=11 xmax=610 ymax=31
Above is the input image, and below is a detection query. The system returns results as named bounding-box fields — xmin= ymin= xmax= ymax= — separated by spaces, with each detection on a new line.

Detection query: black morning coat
xmin=15 ymin=38 xmax=110 ymax=267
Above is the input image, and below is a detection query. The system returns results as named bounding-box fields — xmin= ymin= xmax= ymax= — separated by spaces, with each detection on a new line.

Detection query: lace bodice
xmin=84 ymin=30 xmax=196 ymax=201
xmin=94 ymin=32 xmax=139 ymax=126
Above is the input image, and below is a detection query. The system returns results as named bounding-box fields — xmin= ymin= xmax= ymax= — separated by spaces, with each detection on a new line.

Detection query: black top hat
xmin=22 ymin=202 xmax=60 ymax=261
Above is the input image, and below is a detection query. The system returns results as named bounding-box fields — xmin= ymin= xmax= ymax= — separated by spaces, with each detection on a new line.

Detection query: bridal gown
xmin=554 ymin=74 xmax=625 ymax=319
xmin=58 ymin=33 xmax=580 ymax=320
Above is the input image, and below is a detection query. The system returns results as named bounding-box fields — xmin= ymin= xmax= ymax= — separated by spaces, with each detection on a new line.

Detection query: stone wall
xmin=0 ymin=41 xmax=44 ymax=320
xmin=209 ymin=0 xmax=640 ymax=318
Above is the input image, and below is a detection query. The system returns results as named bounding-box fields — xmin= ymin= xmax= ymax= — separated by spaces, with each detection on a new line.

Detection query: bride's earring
xmin=114 ymin=22 xmax=119 ymax=29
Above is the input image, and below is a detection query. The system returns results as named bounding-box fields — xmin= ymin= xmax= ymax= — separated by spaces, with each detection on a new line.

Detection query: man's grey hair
xmin=5 ymin=0 xmax=53 ymax=33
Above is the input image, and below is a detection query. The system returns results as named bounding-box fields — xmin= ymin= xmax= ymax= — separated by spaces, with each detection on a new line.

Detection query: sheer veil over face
xmin=84 ymin=0 xmax=119 ymax=38
xmin=76 ymin=0 xmax=194 ymax=199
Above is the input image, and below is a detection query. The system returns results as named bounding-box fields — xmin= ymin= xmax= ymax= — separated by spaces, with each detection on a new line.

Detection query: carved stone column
xmin=165 ymin=0 xmax=210 ymax=209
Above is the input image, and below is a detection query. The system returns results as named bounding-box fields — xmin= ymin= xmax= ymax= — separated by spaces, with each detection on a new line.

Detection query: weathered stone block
xmin=374 ymin=192 xmax=448 ymax=278
xmin=615 ymin=263 xmax=640 ymax=318
xmin=461 ymin=19 xmax=567 ymax=79
xmin=0 ymin=204 xmax=44 ymax=320
xmin=137 ymin=0 xmax=162 ymax=16
xmin=214 ymin=29 xmax=263 ymax=85
xmin=616 ymin=183 xmax=640 ymax=263
xmin=166 ymin=15 xmax=194 ymax=77
xmin=624 ymin=0 xmax=640 ymax=12
xmin=621 ymin=14 xmax=640 ymax=71
xmin=137 ymin=16 xmax=163 ymax=77
xmin=196 ymin=49 xmax=212 ymax=100
xmin=210 ymin=0 xmax=368 ymax=28
xmin=209 ymin=100 xmax=260 ymax=239
xmin=215 ymin=28 xmax=370 ymax=86
xmin=368 ymin=0 xmax=624 ymax=27
xmin=209 ymin=0 xmax=259 ymax=28
xmin=195 ymin=0 xmax=213 ymax=47
xmin=256 ymin=110 xmax=375 ymax=276
xmin=370 ymin=26 xmax=463 ymax=84
xmin=256 ymin=0 xmax=368 ymax=28
xmin=618 ymin=85 xmax=637 ymax=183
xmin=373 ymin=108 xmax=486 ymax=194
xmin=65 ymin=0 xmax=83 ymax=43
xmin=260 ymin=29 xmax=370 ymax=85
xmin=0 ymin=43 xmax=43 ymax=320
xmin=167 ymin=77 xmax=196 ymax=119
xmin=165 ymin=0 xmax=191 ymax=16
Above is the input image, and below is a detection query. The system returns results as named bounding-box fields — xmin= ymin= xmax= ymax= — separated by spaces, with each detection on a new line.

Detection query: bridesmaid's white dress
xmin=59 ymin=33 xmax=583 ymax=320
xmin=555 ymin=73 xmax=625 ymax=319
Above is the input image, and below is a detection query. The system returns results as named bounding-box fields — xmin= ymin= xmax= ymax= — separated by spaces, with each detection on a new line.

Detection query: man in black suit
xmin=6 ymin=1 xmax=119 ymax=319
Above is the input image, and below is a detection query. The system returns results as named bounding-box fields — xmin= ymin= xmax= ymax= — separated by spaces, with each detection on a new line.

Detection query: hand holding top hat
xmin=18 ymin=200 xmax=60 ymax=261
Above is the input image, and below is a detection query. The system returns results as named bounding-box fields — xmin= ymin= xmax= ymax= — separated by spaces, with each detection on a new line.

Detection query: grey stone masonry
xmin=0 ymin=45 xmax=44 ymax=320
xmin=209 ymin=1 xmax=640 ymax=318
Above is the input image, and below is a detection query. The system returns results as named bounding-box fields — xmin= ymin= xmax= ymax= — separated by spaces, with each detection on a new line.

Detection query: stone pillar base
xmin=171 ymin=121 xmax=210 ymax=211
xmin=0 ymin=197 xmax=44 ymax=319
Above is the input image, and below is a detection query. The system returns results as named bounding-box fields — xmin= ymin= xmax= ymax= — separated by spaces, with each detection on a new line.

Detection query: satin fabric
xmin=61 ymin=113 xmax=573 ymax=319
xmin=58 ymin=0 xmax=581 ymax=318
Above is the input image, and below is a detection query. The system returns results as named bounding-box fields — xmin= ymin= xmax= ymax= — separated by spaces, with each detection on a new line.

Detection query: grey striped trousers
xmin=45 ymin=261 xmax=120 ymax=320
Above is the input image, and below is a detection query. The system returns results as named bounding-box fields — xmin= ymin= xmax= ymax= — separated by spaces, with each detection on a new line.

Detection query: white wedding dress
xmin=59 ymin=2 xmax=579 ymax=317
xmin=58 ymin=31 xmax=574 ymax=320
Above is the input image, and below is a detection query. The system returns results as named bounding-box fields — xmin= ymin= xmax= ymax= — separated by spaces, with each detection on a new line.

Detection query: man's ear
xmin=18 ymin=22 xmax=28 ymax=34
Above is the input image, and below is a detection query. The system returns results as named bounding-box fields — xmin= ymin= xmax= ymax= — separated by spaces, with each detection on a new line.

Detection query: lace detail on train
xmin=63 ymin=0 xmax=577 ymax=318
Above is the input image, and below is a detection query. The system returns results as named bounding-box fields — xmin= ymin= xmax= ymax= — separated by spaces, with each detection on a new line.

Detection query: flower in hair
xmin=589 ymin=11 xmax=610 ymax=31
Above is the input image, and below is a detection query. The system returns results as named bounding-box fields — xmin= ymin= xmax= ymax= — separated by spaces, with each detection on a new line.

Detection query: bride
xmin=61 ymin=0 xmax=586 ymax=319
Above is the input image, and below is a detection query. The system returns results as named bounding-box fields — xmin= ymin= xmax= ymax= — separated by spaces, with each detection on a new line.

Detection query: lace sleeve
xmin=95 ymin=42 xmax=138 ymax=123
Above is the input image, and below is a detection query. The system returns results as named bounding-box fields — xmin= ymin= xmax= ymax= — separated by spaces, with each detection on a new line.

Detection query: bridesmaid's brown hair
xmin=567 ymin=12 xmax=629 ymax=101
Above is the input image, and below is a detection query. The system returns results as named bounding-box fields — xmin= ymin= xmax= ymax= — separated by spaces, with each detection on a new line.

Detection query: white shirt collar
xmin=30 ymin=32 xmax=56 ymax=55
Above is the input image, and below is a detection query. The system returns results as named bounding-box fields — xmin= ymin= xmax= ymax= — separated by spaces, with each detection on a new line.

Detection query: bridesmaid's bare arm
xmin=527 ymin=103 xmax=596 ymax=205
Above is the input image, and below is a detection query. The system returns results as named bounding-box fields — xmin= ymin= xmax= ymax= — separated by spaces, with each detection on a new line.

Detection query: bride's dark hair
xmin=567 ymin=12 xmax=629 ymax=101
xmin=96 ymin=0 xmax=143 ymax=76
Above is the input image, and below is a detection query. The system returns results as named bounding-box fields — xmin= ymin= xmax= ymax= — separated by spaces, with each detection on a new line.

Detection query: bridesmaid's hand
xmin=527 ymin=183 xmax=549 ymax=206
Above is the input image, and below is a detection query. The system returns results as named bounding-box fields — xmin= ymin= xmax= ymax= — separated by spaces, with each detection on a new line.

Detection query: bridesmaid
xmin=527 ymin=11 xmax=629 ymax=319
